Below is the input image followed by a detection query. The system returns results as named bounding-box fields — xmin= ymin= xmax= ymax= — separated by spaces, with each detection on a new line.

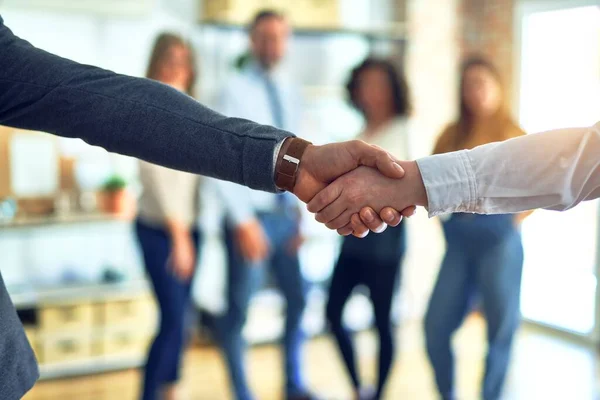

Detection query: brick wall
xmin=460 ymin=0 xmax=516 ymax=104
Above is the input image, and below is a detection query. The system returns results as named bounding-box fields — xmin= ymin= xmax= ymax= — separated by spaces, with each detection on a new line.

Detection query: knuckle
xmin=348 ymin=191 xmax=365 ymax=208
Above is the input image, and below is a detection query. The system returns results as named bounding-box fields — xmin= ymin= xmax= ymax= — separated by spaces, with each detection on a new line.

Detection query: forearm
xmin=0 ymin=17 xmax=291 ymax=192
xmin=417 ymin=122 xmax=600 ymax=216
xmin=165 ymin=219 xmax=191 ymax=243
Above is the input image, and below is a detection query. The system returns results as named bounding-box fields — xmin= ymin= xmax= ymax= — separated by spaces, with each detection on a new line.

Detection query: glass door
xmin=516 ymin=1 xmax=600 ymax=338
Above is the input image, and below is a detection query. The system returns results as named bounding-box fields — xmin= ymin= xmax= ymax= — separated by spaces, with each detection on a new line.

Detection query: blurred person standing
xmin=136 ymin=33 xmax=202 ymax=400
xmin=210 ymin=10 xmax=318 ymax=400
xmin=325 ymin=59 xmax=411 ymax=400
xmin=424 ymin=57 xmax=531 ymax=400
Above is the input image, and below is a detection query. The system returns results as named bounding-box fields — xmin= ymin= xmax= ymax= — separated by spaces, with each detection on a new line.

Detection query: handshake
xmin=287 ymin=139 xmax=429 ymax=237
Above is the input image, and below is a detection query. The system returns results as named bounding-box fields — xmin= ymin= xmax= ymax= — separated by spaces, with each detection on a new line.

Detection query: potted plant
xmin=99 ymin=175 xmax=130 ymax=215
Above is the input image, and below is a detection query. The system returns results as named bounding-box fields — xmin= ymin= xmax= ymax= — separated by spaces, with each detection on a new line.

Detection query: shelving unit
xmin=0 ymin=211 xmax=129 ymax=230
xmin=38 ymin=355 xmax=144 ymax=381
xmin=14 ymin=280 xmax=156 ymax=380
xmin=198 ymin=20 xmax=408 ymax=44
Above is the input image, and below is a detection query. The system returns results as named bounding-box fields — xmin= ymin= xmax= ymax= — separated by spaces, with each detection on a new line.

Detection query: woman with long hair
xmin=326 ymin=58 xmax=411 ymax=400
xmin=135 ymin=33 xmax=201 ymax=400
xmin=424 ymin=56 xmax=530 ymax=400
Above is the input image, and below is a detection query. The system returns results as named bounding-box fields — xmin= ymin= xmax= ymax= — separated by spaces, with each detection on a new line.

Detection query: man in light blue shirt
xmin=212 ymin=10 xmax=318 ymax=400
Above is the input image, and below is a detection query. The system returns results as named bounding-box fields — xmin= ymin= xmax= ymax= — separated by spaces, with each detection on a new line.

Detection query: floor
xmin=24 ymin=316 xmax=600 ymax=400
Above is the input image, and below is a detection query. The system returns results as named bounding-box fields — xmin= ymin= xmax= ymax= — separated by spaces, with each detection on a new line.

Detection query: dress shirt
xmin=357 ymin=117 xmax=409 ymax=160
xmin=215 ymin=62 xmax=303 ymax=225
xmin=417 ymin=121 xmax=600 ymax=217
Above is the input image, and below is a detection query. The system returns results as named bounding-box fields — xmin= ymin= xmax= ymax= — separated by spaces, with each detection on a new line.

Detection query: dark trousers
xmin=213 ymin=212 xmax=307 ymax=400
xmin=326 ymin=223 xmax=406 ymax=399
xmin=135 ymin=219 xmax=202 ymax=400
xmin=425 ymin=214 xmax=523 ymax=400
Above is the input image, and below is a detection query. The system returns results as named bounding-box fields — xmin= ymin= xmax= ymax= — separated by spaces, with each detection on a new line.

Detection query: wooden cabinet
xmin=40 ymin=303 xmax=94 ymax=333
xmin=96 ymin=298 xmax=148 ymax=327
xmin=23 ymin=326 xmax=40 ymax=361
xmin=39 ymin=333 xmax=93 ymax=364
xmin=96 ymin=328 xmax=152 ymax=358
xmin=15 ymin=282 xmax=156 ymax=378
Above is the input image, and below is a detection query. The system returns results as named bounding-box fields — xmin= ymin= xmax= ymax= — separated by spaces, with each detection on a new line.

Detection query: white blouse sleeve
xmin=416 ymin=121 xmax=600 ymax=217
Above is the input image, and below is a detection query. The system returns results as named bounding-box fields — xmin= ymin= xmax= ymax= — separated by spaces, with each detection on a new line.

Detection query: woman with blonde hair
xmin=136 ymin=33 xmax=202 ymax=400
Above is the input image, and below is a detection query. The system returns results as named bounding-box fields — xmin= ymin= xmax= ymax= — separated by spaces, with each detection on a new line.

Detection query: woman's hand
xmin=168 ymin=234 xmax=196 ymax=281
xmin=166 ymin=219 xmax=196 ymax=281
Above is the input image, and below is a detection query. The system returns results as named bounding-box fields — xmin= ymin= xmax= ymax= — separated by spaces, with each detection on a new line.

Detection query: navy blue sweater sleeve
xmin=0 ymin=15 xmax=292 ymax=192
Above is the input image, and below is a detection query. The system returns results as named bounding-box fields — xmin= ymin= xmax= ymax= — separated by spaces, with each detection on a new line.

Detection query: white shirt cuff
xmin=416 ymin=150 xmax=478 ymax=217
xmin=272 ymin=138 xmax=286 ymax=192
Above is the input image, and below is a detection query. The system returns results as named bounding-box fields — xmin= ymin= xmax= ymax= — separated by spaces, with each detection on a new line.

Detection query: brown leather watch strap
xmin=274 ymin=137 xmax=311 ymax=192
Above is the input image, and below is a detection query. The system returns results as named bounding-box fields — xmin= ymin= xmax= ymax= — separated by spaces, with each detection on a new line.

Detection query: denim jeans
xmin=425 ymin=214 xmax=524 ymax=400
xmin=135 ymin=219 xmax=202 ymax=400
xmin=214 ymin=212 xmax=307 ymax=400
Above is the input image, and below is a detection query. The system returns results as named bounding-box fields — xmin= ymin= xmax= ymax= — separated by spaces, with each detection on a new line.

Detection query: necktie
xmin=265 ymin=75 xmax=294 ymax=215
xmin=264 ymin=75 xmax=285 ymax=129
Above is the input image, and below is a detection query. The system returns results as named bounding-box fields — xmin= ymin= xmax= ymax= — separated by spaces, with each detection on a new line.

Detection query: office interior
xmin=0 ymin=0 xmax=599 ymax=399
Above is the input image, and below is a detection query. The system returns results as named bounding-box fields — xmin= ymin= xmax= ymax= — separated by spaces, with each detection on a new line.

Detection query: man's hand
xmin=292 ymin=140 xmax=406 ymax=203
xmin=287 ymin=234 xmax=304 ymax=255
xmin=235 ymin=219 xmax=269 ymax=263
xmin=306 ymin=160 xmax=427 ymax=235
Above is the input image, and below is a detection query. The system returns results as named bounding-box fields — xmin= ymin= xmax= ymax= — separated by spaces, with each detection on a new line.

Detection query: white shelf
xmin=10 ymin=280 xmax=151 ymax=309
xmin=39 ymin=354 xmax=144 ymax=380
xmin=199 ymin=20 xmax=408 ymax=42
xmin=0 ymin=212 xmax=130 ymax=230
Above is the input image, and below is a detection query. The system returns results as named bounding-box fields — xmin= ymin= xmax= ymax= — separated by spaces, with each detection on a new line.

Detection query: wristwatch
xmin=274 ymin=137 xmax=311 ymax=192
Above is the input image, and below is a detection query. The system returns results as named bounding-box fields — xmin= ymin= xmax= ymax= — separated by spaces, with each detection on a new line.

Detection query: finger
xmin=380 ymin=207 xmax=403 ymax=226
xmin=177 ymin=266 xmax=191 ymax=281
xmin=240 ymin=241 xmax=253 ymax=262
xmin=370 ymin=144 xmax=402 ymax=163
xmin=358 ymin=207 xmax=388 ymax=232
xmin=375 ymin=152 xmax=405 ymax=179
xmin=351 ymin=141 xmax=405 ymax=179
xmin=307 ymin=182 xmax=342 ymax=214
xmin=253 ymin=237 xmax=269 ymax=262
xmin=325 ymin=209 xmax=354 ymax=230
xmin=258 ymin=242 xmax=269 ymax=261
xmin=353 ymin=230 xmax=369 ymax=238
xmin=251 ymin=243 xmax=264 ymax=263
xmin=173 ymin=263 xmax=187 ymax=281
xmin=350 ymin=213 xmax=369 ymax=238
xmin=315 ymin=197 xmax=347 ymax=224
xmin=167 ymin=256 xmax=183 ymax=279
xmin=337 ymin=222 xmax=354 ymax=236
xmin=401 ymin=206 xmax=417 ymax=218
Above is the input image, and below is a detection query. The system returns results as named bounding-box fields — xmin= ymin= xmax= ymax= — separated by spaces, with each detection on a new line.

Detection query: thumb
xmin=352 ymin=141 xmax=405 ymax=179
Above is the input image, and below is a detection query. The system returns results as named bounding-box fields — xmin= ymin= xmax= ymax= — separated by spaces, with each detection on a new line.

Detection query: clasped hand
xmin=291 ymin=140 xmax=427 ymax=237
